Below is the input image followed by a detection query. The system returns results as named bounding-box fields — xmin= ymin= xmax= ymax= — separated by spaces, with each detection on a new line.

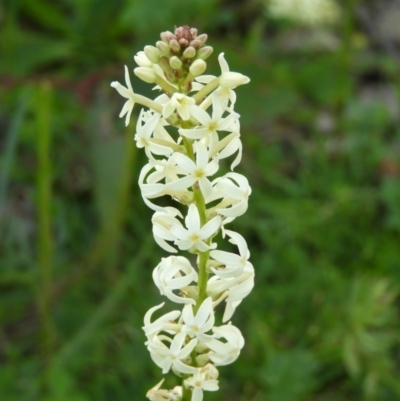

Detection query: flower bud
xmin=189 ymin=39 xmax=201 ymax=49
xmin=190 ymin=27 xmax=198 ymax=38
xmin=196 ymin=354 xmax=210 ymax=367
xmin=200 ymin=363 xmax=219 ymax=380
xmin=196 ymin=34 xmax=208 ymax=46
xmin=169 ymin=39 xmax=181 ymax=53
xmin=196 ymin=46 xmax=213 ymax=60
xmin=179 ymin=38 xmax=189 ymax=47
xmin=183 ymin=46 xmax=196 ymax=59
xmin=189 ymin=59 xmax=206 ymax=77
xmin=134 ymin=67 xmax=157 ymax=83
xmin=134 ymin=51 xmax=152 ymax=68
xmin=156 ymin=40 xmax=171 ymax=57
xmin=144 ymin=45 xmax=160 ymax=64
xmin=195 ymin=342 xmax=210 ymax=354
xmin=219 ymin=72 xmax=250 ymax=88
xmin=170 ymin=56 xmax=183 ymax=70
xmin=160 ymin=31 xmax=175 ymax=43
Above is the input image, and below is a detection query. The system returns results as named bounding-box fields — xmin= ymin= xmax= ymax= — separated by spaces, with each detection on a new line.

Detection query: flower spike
xmin=111 ymin=26 xmax=251 ymax=401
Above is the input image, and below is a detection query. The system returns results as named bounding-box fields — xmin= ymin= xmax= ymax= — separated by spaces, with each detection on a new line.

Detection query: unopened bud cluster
xmin=135 ymin=26 xmax=213 ymax=94
xmin=111 ymin=26 xmax=252 ymax=401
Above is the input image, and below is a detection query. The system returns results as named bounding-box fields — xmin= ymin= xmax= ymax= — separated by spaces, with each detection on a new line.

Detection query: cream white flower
xmin=199 ymin=363 xmax=219 ymax=380
xmin=147 ymin=379 xmax=182 ymax=401
xmin=222 ymin=262 xmax=255 ymax=322
xmin=218 ymin=53 xmax=250 ymax=89
xmin=214 ymin=172 xmax=251 ymax=217
xmin=147 ymin=331 xmax=198 ymax=374
xmin=151 ymin=208 xmax=183 ymax=253
xmin=147 ymin=158 xmax=185 ymax=185
xmin=210 ymin=230 xmax=250 ymax=278
xmin=207 ymin=324 xmax=244 ymax=366
xmin=178 ymin=93 xmax=239 ymax=142
xmin=110 ymin=65 xmax=135 ymax=126
xmin=182 ymin=297 xmax=215 ymax=342
xmin=170 ymin=204 xmax=221 ymax=252
xmin=142 ymin=302 xmax=181 ymax=339
xmin=135 ymin=110 xmax=173 ymax=161
xmin=207 ymin=262 xmax=254 ymax=322
xmin=163 ymin=93 xmax=197 ymax=121
xmin=184 ymin=369 xmax=219 ymax=401
xmin=139 ymin=162 xmax=168 ymax=211
xmin=166 ymin=141 xmax=219 ymax=198
xmin=209 ymin=131 xmax=242 ymax=170
xmin=195 ymin=53 xmax=249 ymax=111
xmin=153 ymin=256 xmax=198 ymax=304
xmin=139 ymin=160 xmax=192 ymax=212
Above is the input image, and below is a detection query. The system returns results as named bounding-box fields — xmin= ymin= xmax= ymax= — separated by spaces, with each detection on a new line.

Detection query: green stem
xmin=193 ymin=185 xmax=210 ymax=312
xmin=182 ymin=137 xmax=211 ymax=313
xmin=182 ymin=136 xmax=194 ymax=159
xmin=182 ymin=381 xmax=191 ymax=401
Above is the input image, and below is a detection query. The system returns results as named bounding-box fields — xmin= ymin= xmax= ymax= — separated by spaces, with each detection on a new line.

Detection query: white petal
xmin=172 ymin=152 xmax=197 ymax=173
xmin=189 ymin=106 xmax=211 ymax=126
xmin=218 ymin=53 xmax=229 ymax=74
xmin=192 ymin=387 xmax=203 ymax=401
xmin=216 ymin=181 xmax=244 ymax=200
xmin=217 ymin=199 xmax=248 ymax=217
xmin=210 ymin=250 xmax=241 ymax=265
xmin=154 ymin=235 xmax=177 ymax=253
xmin=198 ymin=178 xmax=213 ymax=199
xmin=186 ymin=204 xmax=201 ymax=233
xmin=202 ymin=380 xmax=219 ymax=391
xmin=182 ymin=304 xmax=195 ymax=326
xmin=124 ymin=65 xmax=134 ymax=92
xmin=195 ymin=297 xmax=213 ymax=327
xmin=200 ymin=215 xmax=221 ymax=239
xmin=195 ymin=141 xmax=209 ymax=168
xmin=179 ymin=127 xmax=211 ymax=140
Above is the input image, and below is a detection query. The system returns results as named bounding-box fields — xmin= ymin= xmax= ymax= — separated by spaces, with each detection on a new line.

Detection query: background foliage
xmin=1 ymin=0 xmax=400 ymax=400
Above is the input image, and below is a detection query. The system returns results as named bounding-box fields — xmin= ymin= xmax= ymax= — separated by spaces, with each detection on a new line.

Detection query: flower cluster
xmin=111 ymin=26 xmax=253 ymax=401
xmin=268 ymin=0 xmax=340 ymax=26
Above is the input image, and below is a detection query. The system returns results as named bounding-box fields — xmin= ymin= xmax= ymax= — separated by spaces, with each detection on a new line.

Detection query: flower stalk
xmin=111 ymin=25 xmax=253 ymax=401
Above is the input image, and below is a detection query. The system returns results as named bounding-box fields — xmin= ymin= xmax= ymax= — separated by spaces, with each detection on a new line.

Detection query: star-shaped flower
xmin=166 ymin=142 xmax=219 ymax=198
xmin=153 ymin=256 xmax=198 ymax=305
xmin=210 ymin=230 xmax=250 ymax=278
xmin=170 ymin=204 xmax=221 ymax=252
xmin=184 ymin=369 xmax=219 ymax=401
xmin=147 ymin=332 xmax=197 ymax=374
xmin=181 ymin=297 xmax=215 ymax=342
xmin=110 ymin=65 xmax=136 ymax=126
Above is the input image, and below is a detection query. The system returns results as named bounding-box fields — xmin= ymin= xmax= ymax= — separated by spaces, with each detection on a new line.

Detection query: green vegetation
xmin=1 ymin=1 xmax=399 ymax=400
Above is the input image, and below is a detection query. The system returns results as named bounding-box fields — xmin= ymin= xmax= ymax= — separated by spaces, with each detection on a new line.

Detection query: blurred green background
xmin=1 ymin=0 xmax=400 ymax=400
